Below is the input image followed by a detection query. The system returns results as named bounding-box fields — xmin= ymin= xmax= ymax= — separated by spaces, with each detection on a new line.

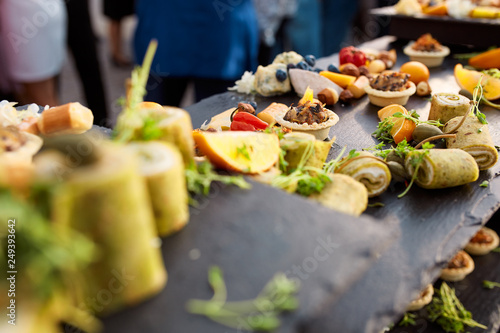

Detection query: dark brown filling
xmin=284 ymin=101 xmax=328 ymax=125
xmin=411 ymin=33 xmax=444 ymax=52
xmin=370 ymin=72 xmax=410 ymax=92
xmin=470 ymin=229 xmax=493 ymax=244
xmin=447 ymin=251 xmax=468 ymax=269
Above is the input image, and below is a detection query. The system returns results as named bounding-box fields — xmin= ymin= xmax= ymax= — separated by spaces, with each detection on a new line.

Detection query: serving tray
xmin=103 ymin=37 xmax=500 ymax=332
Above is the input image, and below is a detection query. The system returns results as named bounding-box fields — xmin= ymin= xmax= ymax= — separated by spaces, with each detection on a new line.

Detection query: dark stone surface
xmin=103 ymin=37 xmax=500 ymax=332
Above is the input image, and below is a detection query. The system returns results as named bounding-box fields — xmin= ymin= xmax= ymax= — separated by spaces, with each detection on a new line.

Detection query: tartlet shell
xmin=407 ymin=284 xmax=434 ymax=312
xmin=364 ymin=81 xmax=416 ymax=107
xmin=464 ymin=227 xmax=500 ymax=256
xmin=275 ymin=108 xmax=339 ymax=141
xmin=440 ymin=250 xmax=474 ymax=282
xmin=403 ymin=43 xmax=450 ymax=68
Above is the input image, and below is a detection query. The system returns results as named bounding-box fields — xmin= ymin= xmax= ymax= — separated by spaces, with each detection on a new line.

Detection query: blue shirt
xmin=134 ymin=0 xmax=259 ymax=80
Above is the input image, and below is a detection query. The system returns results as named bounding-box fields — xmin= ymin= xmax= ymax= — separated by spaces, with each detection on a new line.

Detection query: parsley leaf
xmin=399 ymin=312 xmax=417 ymax=327
xmin=480 ymin=180 xmax=489 ymax=188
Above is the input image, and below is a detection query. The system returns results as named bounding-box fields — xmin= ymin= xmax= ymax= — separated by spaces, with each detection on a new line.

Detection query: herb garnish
xmin=236 ymin=144 xmax=251 ymax=161
xmin=368 ymin=202 xmax=385 ymax=208
xmin=272 ymin=141 xmax=332 ymax=197
xmin=185 ymin=161 xmax=251 ymax=205
xmin=426 ymin=282 xmax=487 ymax=333
xmin=186 ymin=266 xmax=300 ymax=332
xmin=398 ymin=142 xmax=434 ymax=198
xmin=480 ymin=180 xmax=489 ymax=188
xmin=399 ymin=312 xmax=417 ymax=327
xmin=493 ymin=247 xmax=500 ymax=253
xmin=471 ymin=79 xmax=488 ymax=125
xmin=482 ymin=280 xmax=500 ymax=289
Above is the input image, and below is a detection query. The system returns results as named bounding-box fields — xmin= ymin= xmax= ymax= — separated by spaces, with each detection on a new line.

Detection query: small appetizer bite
xmin=280 ymin=132 xmax=332 ymax=172
xmin=444 ymin=115 xmax=499 ymax=170
xmin=272 ymin=51 xmax=304 ymax=65
xmin=465 ymin=227 xmax=500 ymax=256
xmin=0 ymin=125 xmax=43 ymax=164
xmin=364 ymin=72 xmax=416 ymax=106
xmin=407 ymin=284 xmax=434 ymax=311
xmin=38 ymin=102 xmax=94 ymax=136
xmin=440 ymin=250 xmax=475 ymax=282
xmin=275 ymin=88 xmax=340 ymax=140
xmin=428 ymin=93 xmax=470 ymax=123
xmin=403 ymin=34 xmax=450 ymax=68
xmin=254 ymin=63 xmax=292 ymax=97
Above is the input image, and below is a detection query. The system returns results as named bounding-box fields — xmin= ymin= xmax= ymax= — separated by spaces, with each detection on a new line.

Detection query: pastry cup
xmin=403 ymin=43 xmax=450 ymax=68
xmin=364 ymin=81 xmax=416 ymax=107
xmin=275 ymin=108 xmax=339 ymax=141
xmin=440 ymin=250 xmax=474 ymax=282
xmin=465 ymin=227 xmax=500 ymax=256
xmin=407 ymin=284 xmax=434 ymax=311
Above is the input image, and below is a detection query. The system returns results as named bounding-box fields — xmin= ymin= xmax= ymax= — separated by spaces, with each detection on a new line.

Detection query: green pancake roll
xmin=127 ymin=141 xmax=189 ymax=237
xmin=115 ymin=106 xmax=195 ymax=165
xmin=280 ymin=132 xmax=333 ymax=173
xmin=35 ymin=138 xmax=167 ymax=316
xmin=404 ymin=149 xmax=479 ymax=189
xmin=444 ymin=115 xmax=498 ymax=170
xmin=335 ymin=151 xmax=391 ymax=198
xmin=309 ymin=173 xmax=368 ymax=216
xmin=428 ymin=93 xmax=470 ymax=124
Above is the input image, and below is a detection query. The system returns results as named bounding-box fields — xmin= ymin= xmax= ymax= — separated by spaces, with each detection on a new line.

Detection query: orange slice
xmin=454 ymin=64 xmax=500 ymax=101
xmin=193 ymin=131 xmax=280 ymax=174
xmin=319 ymin=71 xmax=357 ymax=88
xmin=377 ymin=104 xmax=416 ymax=144
xmin=468 ymin=47 xmax=500 ymax=69
xmin=422 ymin=3 xmax=447 ymax=16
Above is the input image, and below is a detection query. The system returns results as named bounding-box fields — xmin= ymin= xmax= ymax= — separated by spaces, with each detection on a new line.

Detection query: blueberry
xmin=249 ymin=101 xmax=257 ymax=110
xmin=287 ymin=63 xmax=296 ymax=70
xmin=275 ymin=69 xmax=287 ymax=82
xmin=304 ymin=55 xmax=316 ymax=67
xmin=314 ymin=68 xmax=322 ymax=73
xmin=296 ymin=61 xmax=309 ymax=70
xmin=327 ymin=64 xmax=340 ymax=73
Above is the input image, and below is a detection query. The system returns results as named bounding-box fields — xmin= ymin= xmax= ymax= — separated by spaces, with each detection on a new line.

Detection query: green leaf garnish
xmin=399 ymin=312 xmax=417 ymax=327
xmin=426 ymin=282 xmax=487 ymax=333
xmin=471 ymin=79 xmax=488 ymax=125
xmin=185 ymin=161 xmax=251 ymax=205
xmin=368 ymin=202 xmax=385 ymax=208
xmin=236 ymin=144 xmax=251 ymax=161
xmin=186 ymin=266 xmax=300 ymax=332
xmin=482 ymin=280 xmax=500 ymax=289
xmin=493 ymin=247 xmax=500 ymax=253
xmin=480 ymin=180 xmax=489 ymax=188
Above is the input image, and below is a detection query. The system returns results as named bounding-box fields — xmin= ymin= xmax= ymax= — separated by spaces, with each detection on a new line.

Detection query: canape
xmin=440 ymin=250 xmax=474 ymax=282
xmin=464 ymin=227 xmax=500 ymax=256
xmin=407 ymin=284 xmax=434 ymax=311
xmin=403 ymin=34 xmax=450 ymax=68
xmin=364 ymin=72 xmax=416 ymax=106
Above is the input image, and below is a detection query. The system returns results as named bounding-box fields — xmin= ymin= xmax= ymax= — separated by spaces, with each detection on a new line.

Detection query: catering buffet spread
xmin=1 ymin=32 xmax=500 ymax=333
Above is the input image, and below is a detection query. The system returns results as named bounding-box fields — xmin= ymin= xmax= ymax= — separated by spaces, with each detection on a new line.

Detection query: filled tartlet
xmin=464 ymin=227 xmax=500 ymax=256
xmin=403 ymin=34 xmax=450 ymax=68
xmin=440 ymin=250 xmax=474 ymax=282
xmin=407 ymin=284 xmax=434 ymax=311
xmin=364 ymin=72 xmax=416 ymax=106
xmin=275 ymin=93 xmax=339 ymax=140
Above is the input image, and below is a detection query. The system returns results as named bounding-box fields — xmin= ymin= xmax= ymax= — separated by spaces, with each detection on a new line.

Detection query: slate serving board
xmin=103 ymin=37 xmax=500 ymax=332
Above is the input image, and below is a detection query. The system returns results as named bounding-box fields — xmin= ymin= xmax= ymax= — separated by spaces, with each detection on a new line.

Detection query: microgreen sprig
xmin=399 ymin=312 xmax=417 ymax=327
xmin=186 ymin=266 xmax=300 ymax=332
xmin=482 ymin=280 xmax=500 ymax=289
xmin=398 ymin=142 xmax=434 ymax=198
xmin=426 ymin=282 xmax=487 ymax=333
xmin=471 ymin=79 xmax=489 ymax=125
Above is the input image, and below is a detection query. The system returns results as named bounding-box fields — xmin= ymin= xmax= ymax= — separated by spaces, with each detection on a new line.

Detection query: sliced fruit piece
xmin=400 ymin=61 xmax=430 ymax=84
xmin=289 ymin=69 xmax=342 ymax=104
xmin=454 ymin=63 xmax=500 ymax=101
xmin=347 ymin=76 xmax=370 ymax=99
xmin=193 ymin=131 xmax=280 ymax=174
xmin=377 ymin=104 xmax=416 ymax=144
xmin=319 ymin=71 xmax=357 ymax=89
xmin=468 ymin=47 xmax=500 ymax=70
xmin=470 ymin=6 xmax=500 ymax=19
xmin=299 ymin=86 xmax=314 ymax=105
xmin=422 ymin=3 xmax=447 ymax=15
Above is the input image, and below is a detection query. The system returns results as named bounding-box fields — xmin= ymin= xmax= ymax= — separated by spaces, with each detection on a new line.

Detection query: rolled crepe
xmin=335 ymin=151 xmax=391 ymax=197
xmin=309 ymin=173 xmax=368 ymax=216
xmin=45 ymin=141 xmax=167 ymax=315
xmin=405 ymin=149 xmax=479 ymax=189
xmin=127 ymin=142 xmax=189 ymax=236
xmin=444 ymin=115 xmax=498 ymax=170
xmin=116 ymin=106 xmax=195 ymax=165
xmin=280 ymin=132 xmax=333 ymax=172
xmin=428 ymin=93 xmax=470 ymax=124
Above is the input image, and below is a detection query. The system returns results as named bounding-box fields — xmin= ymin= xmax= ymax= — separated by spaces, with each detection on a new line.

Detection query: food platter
xmin=101 ymin=37 xmax=500 ymax=332
xmin=371 ymin=7 xmax=500 ymax=48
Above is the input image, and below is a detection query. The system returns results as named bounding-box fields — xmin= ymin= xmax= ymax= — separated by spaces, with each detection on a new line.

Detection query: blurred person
xmin=134 ymin=0 xmax=259 ymax=106
xmin=103 ymin=0 xmax=134 ymax=67
xmin=65 ymin=0 xmax=109 ymax=126
xmin=0 ymin=0 xmax=66 ymax=106
xmin=254 ymin=0 xmax=298 ymax=65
